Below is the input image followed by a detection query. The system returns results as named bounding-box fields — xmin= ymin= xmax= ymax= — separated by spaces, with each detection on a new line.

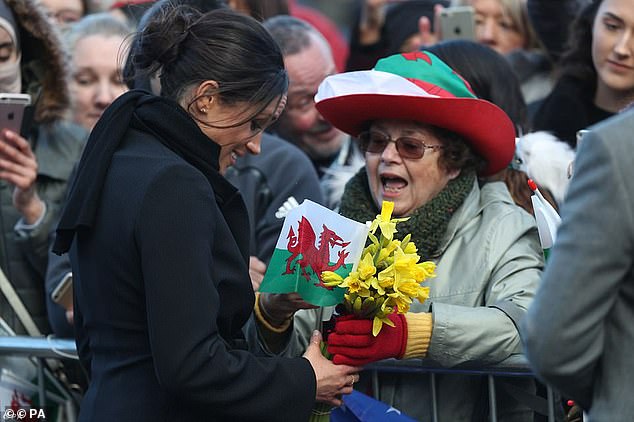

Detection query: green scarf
xmin=339 ymin=167 xmax=475 ymax=260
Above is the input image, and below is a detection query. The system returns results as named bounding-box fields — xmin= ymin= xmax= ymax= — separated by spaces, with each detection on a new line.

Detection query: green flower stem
xmin=308 ymin=402 xmax=335 ymax=422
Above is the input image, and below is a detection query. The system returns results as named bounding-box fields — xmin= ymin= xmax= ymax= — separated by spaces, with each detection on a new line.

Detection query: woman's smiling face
xmin=194 ymin=93 xmax=287 ymax=174
xmin=364 ymin=119 xmax=460 ymax=217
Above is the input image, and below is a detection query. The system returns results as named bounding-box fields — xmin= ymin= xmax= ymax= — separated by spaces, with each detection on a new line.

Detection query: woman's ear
xmin=193 ymin=80 xmax=219 ymax=115
xmin=447 ymin=168 xmax=461 ymax=180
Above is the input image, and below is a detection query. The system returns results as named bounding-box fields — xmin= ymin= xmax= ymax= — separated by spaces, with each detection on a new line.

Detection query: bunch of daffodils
xmin=322 ymin=201 xmax=436 ymax=336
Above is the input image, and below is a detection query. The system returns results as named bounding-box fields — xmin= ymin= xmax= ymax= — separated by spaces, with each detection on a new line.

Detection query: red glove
xmin=326 ymin=314 xmax=407 ymax=366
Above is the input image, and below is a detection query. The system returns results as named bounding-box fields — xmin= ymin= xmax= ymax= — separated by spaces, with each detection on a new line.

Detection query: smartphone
xmin=51 ymin=272 xmax=73 ymax=310
xmin=0 ymin=93 xmax=31 ymax=135
xmin=439 ymin=6 xmax=476 ymax=41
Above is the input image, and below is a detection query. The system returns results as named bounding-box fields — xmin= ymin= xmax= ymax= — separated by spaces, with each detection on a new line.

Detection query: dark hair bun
xmin=135 ymin=5 xmax=200 ymax=73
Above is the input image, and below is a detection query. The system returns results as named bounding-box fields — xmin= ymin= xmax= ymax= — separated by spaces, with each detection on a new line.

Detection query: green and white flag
xmin=528 ymin=179 xmax=561 ymax=259
xmin=259 ymin=200 xmax=369 ymax=306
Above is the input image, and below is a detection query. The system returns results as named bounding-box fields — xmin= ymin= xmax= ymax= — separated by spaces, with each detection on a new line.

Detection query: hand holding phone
xmin=0 ymin=95 xmax=43 ymax=223
xmin=0 ymin=93 xmax=31 ymax=135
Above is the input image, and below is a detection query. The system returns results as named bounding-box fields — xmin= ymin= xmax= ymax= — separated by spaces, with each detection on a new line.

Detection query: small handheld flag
xmin=259 ymin=200 xmax=369 ymax=306
xmin=528 ymin=179 xmax=561 ymax=259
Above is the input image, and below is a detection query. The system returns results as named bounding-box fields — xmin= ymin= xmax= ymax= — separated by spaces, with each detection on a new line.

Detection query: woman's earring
xmin=200 ymin=107 xmax=207 ymax=113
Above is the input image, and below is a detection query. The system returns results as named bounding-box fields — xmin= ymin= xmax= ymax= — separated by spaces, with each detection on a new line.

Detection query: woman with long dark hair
xmin=52 ymin=7 xmax=359 ymax=421
xmin=533 ymin=0 xmax=634 ymax=147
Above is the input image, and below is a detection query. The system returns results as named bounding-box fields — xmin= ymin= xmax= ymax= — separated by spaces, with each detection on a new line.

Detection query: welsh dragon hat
xmin=314 ymin=51 xmax=515 ymax=176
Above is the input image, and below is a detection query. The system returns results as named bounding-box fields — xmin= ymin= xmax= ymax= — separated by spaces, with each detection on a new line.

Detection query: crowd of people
xmin=0 ymin=0 xmax=632 ymax=421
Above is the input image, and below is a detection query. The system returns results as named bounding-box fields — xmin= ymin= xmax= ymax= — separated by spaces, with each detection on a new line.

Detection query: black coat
xmin=532 ymin=75 xmax=613 ymax=148
xmin=70 ymin=122 xmax=315 ymax=421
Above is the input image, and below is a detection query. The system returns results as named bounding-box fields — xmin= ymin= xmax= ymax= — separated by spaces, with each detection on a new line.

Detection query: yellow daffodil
xmin=321 ymin=200 xmax=436 ymax=336
xmin=403 ymin=241 xmax=417 ymax=255
xmin=395 ymin=278 xmax=423 ymax=298
xmin=417 ymin=286 xmax=431 ymax=302
xmin=321 ymin=271 xmax=344 ymax=287
xmin=357 ymin=253 xmax=377 ymax=280
xmin=377 ymin=272 xmax=395 ymax=290
xmin=394 ymin=250 xmax=420 ymax=277
xmin=369 ymin=276 xmax=384 ymax=295
xmin=369 ymin=201 xmax=393 ymax=237
xmin=387 ymin=291 xmax=412 ymax=313
xmin=418 ymin=261 xmax=437 ymax=278
xmin=368 ymin=201 xmax=409 ymax=241
xmin=341 ymin=274 xmax=371 ymax=297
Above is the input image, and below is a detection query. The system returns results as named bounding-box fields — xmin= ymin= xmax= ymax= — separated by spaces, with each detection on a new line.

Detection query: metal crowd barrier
xmin=366 ymin=354 xmax=558 ymax=422
xmin=0 ymin=336 xmax=78 ymax=422
xmin=0 ymin=338 xmax=558 ymax=422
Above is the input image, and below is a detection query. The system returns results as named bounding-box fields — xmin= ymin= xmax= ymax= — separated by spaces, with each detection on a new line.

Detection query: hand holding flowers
xmin=326 ymin=313 xmax=408 ymax=365
xmin=321 ymin=201 xmax=436 ymax=365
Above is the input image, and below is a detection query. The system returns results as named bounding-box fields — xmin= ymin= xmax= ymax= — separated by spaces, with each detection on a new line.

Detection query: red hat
xmin=315 ymin=51 xmax=515 ymax=176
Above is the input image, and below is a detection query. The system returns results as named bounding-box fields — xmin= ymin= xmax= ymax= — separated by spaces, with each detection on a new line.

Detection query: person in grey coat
xmin=521 ymin=108 xmax=634 ymax=421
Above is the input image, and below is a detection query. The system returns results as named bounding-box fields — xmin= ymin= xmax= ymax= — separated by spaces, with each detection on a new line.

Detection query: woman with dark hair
xmin=533 ymin=0 xmax=634 ymax=147
xmin=51 ymin=7 xmax=358 ymax=421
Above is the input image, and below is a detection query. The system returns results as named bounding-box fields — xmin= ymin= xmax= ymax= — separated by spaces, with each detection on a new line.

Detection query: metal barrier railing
xmin=366 ymin=355 xmax=558 ymax=422
xmin=0 ymin=336 xmax=77 ymax=359
xmin=0 ymin=337 xmax=559 ymax=422
xmin=0 ymin=336 xmax=78 ymax=422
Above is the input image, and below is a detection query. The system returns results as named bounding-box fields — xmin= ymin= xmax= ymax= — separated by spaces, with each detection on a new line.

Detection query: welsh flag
xmin=259 ymin=200 xmax=369 ymax=306
xmin=528 ymin=179 xmax=561 ymax=259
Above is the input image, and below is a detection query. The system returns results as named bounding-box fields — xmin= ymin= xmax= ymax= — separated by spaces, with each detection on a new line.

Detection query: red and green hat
xmin=314 ymin=51 xmax=515 ymax=176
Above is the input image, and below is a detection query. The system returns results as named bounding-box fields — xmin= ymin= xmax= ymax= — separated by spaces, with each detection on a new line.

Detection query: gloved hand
xmin=326 ymin=313 xmax=407 ymax=365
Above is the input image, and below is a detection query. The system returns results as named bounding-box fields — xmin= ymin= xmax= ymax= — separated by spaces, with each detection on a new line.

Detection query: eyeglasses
xmin=357 ymin=131 xmax=444 ymax=159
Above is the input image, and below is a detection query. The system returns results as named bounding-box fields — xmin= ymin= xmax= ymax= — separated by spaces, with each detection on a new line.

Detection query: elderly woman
xmin=313 ymin=51 xmax=542 ymax=420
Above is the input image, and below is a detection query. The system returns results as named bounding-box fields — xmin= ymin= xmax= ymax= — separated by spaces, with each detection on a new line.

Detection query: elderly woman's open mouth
xmin=381 ymin=173 xmax=408 ymax=195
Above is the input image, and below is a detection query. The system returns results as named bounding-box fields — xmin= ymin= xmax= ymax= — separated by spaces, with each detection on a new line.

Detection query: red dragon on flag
xmin=284 ymin=216 xmax=350 ymax=288
xmin=259 ymin=199 xmax=369 ymax=307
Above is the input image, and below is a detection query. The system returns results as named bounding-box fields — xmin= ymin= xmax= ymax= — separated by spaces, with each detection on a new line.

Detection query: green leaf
xmin=401 ymin=233 xmax=411 ymax=249
xmin=372 ymin=317 xmax=383 ymax=337
xmin=382 ymin=316 xmax=395 ymax=328
xmin=320 ymin=341 xmax=332 ymax=359
xmin=368 ymin=231 xmax=379 ymax=245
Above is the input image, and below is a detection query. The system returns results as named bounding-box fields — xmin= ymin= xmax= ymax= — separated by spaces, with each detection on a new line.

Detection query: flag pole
xmin=315 ymin=306 xmax=324 ymax=332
